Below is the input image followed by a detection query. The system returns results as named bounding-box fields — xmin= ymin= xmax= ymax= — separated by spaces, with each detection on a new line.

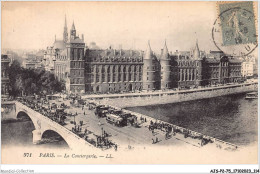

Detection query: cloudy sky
xmin=1 ymin=1 xmax=256 ymax=54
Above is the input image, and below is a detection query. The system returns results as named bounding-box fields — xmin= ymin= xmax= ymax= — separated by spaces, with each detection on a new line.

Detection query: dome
xmin=53 ymin=40 xmax=66 ymax=50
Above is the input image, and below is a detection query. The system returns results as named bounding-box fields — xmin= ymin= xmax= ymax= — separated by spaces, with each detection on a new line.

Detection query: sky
xmin=1 ymin=1 xmax=257 ymax=55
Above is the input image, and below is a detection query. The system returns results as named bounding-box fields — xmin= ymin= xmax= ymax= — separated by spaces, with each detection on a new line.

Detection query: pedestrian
xmin=156 ymin=137 xmax=158 ymax=143
xmin=114 ymin=144 xmax=117 ymax=151
xmin=152 ymin=138 xmax=154 ymax=144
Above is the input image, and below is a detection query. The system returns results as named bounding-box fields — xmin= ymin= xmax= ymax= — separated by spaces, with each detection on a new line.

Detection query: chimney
xmin=161 ymin=49 xmax=163 ymax=55
xmin=82 ymin=34 xmax=84 ymax=42
xmin=130 ymin=50 xmax=133 ymax=56
xmin=114 ymin=49 xmax=116 ymax=56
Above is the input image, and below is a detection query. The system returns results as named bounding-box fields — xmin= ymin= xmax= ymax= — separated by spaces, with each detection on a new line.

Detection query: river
xmin=1 ymin=120 xmax=69 ymax=149
xmin=126 ymin=93 xmax=258 ymax=146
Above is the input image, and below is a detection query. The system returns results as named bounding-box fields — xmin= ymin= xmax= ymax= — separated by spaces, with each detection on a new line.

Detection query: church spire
xmin=63 ymin=14 xmax=68 ymax=43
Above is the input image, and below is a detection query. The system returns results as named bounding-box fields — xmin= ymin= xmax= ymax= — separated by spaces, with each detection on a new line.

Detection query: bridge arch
xmin=40 ymin=127 xmax=76 ymax=149
xmin=41 ymin=129 xmax=69 ymax=148
xmin=16 ymin=110 xmax=39 ymax=130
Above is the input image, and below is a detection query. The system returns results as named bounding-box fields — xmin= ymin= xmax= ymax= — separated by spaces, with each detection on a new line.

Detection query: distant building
xmin=22 ymin=52 xmax=43 ymax=69
xmin=89 ymin=42 xmax=100 ymax=50
xmin=1 ymin=54 xmax=10 ymax=99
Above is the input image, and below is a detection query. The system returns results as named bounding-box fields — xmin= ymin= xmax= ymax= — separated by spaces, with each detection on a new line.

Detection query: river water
xmin=126 ymin=93 xmax=258 ymax=146
xmin=1 ymin=120 xmax=69 ymax=149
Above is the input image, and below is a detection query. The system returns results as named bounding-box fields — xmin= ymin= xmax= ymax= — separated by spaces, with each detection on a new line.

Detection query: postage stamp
xmin=218 ymin=1 xmax=257 ymax=46
xmin=212 ymin=1 xmax=258 ymax=56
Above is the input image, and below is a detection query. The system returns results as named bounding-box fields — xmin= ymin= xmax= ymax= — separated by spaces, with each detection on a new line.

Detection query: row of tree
xmin=8 ymin=60 xmax=65 ymax=98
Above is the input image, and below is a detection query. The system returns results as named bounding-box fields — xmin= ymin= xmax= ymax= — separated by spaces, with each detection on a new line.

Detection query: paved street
xmin=61 ymin=101 xmax=203 ymax=151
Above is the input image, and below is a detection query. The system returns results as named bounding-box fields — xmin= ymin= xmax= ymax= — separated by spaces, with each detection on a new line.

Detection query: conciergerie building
xmin=43 ymin=17 xmax=242 ymax=94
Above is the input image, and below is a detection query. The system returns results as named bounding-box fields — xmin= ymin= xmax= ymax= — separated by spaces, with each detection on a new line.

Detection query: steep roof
xmin=228 ymin=58 xmax=242 ymax=63
xmin=193 ymin=39 xmax=200 ymax=59
xmin=69 ymin=37 xmax=84 ymax=44
xmin=144 ymin=41 xmax=153 ymax=60
xmin=88 ymin=49 xmax=142 ymax=59
xmin=205 ymin=58 xmax=220 ymax=63
xmin=161 ymin=40 xmax=169 ymax=60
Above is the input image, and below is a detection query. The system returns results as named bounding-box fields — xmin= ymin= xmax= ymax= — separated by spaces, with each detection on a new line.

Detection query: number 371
xmin=23 ymin=153 xmax=32 ymax=157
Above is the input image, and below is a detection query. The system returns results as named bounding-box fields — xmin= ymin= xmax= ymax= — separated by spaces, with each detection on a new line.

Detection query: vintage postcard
xmin=1 ymin=1 xmax=258 ymax=167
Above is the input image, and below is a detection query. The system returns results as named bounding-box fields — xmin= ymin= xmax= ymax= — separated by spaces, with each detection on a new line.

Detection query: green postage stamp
xmin=218 ymin=1 xmax=257 ymax=46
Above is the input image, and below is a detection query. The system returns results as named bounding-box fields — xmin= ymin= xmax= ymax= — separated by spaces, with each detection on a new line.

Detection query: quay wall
xmin=87 ymin=82 xmax=258 ymax=108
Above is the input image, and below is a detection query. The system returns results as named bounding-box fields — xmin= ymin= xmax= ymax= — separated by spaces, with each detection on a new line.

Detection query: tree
xmin=8 ymin=60 xmax=65 ymax=98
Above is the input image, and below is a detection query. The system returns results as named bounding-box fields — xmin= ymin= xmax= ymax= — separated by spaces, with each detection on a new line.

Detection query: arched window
xmin=118 ymin=65 xmax=121 ymax=82
xmin=128 ymin=66 xmax=132 ymax=81
xmin=107 ymin=66 xmax=111 ymax=82
xmin=123 ymin=66 xmax=127 ymax=81
xmin=112 ymin=66 xmax=116 ymax=82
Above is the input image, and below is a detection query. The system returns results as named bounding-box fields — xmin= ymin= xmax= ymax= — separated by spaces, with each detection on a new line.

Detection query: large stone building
xmin=43 ymin=17 xmax=242 ymax=94
xmin=1 ymin=54 xmax=10 ymax=100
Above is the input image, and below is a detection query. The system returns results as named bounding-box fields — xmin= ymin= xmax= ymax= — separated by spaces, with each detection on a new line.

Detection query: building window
xmin=113 ymin=74 xmax=116 ymax=82
xmin=102 ymin=73 xmax=105 ymax=83
xmin=96 ymin=74 xmax=99 ymax=83
xmin=74 ymin=49 xmax=77 ymax=60
xmin=124 ymin=73 xmax=127 ymax=82
xmin=119 ymin=73 xmax=121 ymax=81
xmin=91 ymin=74 xmax=94 ymax=83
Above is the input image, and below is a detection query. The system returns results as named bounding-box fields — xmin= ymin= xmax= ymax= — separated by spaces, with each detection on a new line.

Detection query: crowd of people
xmin=18 ymin=96 xmax=67 ymax=125
xmin=147 ymin=119 xmax=214 ymax=146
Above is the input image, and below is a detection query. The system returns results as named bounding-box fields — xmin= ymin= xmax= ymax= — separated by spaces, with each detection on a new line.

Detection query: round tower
xmin=160 ymin=40 xmax=171 ymax=90
xmin=142 ymin=41 xmax=156 ymax=91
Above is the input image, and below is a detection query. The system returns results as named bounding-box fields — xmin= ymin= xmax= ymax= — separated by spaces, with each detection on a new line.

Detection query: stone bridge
xmin=3 ymin=101 xmax=94 ymax=150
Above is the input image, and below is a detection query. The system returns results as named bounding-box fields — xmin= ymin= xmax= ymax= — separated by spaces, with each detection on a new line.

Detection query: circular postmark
xmin=212 ymin=7 xmax=258 ymax=56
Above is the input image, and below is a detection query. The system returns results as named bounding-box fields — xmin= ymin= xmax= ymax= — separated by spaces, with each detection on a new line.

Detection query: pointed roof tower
xmin=194 ymin=39 xmax=200 ymax=59
xmin=161 ymin=40 xmax=169 ymax=60
xmin=71 ymin=20 xmax=76 ymax=31
xmin=144 ymin=40 xmax=153 ymax=60
xmin=64 ymin=15 xmax=67 ymax=28
xmin=63 ymin=15 xmax=68 ymax=43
